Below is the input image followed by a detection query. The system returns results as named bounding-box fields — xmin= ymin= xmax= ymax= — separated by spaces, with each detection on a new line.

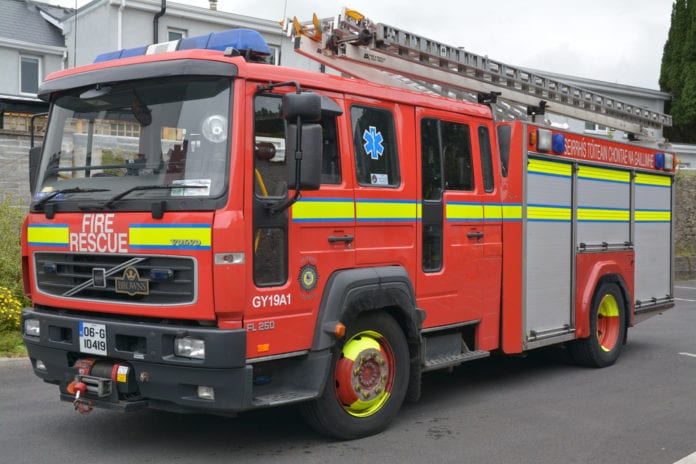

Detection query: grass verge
xmin=0 ymin=330 xmax=27 ymax=358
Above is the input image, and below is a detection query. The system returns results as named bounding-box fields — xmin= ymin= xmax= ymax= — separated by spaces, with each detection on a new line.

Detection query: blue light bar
xmin=655 ymin=152 xmax=665 ymax=169
xmin=94 ymin=29 xmax=270 ymax=63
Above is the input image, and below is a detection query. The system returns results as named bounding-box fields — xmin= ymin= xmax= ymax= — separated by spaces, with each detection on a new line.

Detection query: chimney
xmin=209 ymin=0 xmax=217 ymax=10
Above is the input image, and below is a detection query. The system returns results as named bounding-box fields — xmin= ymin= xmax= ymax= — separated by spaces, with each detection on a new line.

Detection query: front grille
xmin=34 ymin=252 xmax=196 ymax=305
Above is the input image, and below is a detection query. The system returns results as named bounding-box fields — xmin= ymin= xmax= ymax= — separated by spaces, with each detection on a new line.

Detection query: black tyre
xmin=569 ymin=282 xmax=626 ymax=367
xmin=301 ymin=311 xmax=410 ymax=440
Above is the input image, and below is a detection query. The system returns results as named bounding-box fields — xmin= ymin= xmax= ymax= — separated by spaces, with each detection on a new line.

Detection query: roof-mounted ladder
xmin=290 ymin=9 xmax=671 ymax=138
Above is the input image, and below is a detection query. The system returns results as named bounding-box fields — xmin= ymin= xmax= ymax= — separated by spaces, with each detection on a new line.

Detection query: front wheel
xmin=301 ymin=312 xmax=410 ymax=440
xmin=569 ymin=282 xmax=627 ymax=367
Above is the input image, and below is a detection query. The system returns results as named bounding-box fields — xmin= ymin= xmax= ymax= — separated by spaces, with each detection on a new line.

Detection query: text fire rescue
xmin=69 ymin=213 xmax=128 ymax=253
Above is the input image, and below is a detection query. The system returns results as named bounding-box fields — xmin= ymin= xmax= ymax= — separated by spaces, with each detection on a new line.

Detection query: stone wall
xmin=674 ymin=171 xmax=696 ymax=279
xmin=0 ymin=130 xmax=37 ymax=204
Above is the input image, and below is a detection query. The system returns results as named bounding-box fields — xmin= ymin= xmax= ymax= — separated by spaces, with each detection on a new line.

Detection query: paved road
xmin=2 ymin=283 xmax=695 ymax=464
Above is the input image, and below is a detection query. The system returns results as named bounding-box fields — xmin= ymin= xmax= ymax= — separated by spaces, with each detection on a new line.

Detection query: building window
xmin=20 ymin=56 xmax=40 ymax=95
xmin=268 ymin=45 xmax=280 ymax=65
xmin=168 ymin=28 xmax=187 ymax=41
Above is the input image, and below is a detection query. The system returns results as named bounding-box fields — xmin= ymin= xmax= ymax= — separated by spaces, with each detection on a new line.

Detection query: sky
xmin=51 ymin=0 xmax=675 ymax=90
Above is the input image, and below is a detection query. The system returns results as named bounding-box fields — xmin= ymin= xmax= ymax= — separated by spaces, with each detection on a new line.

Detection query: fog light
xmin=174 ymin=337 xmax=205 ymax=360
xmin=35 ymin=360 xmax=46 ymax=371
xmin=197 ymin=385 xmax=215 ymax=400
xmin=24 ymin=319 xmax=40 ymax=337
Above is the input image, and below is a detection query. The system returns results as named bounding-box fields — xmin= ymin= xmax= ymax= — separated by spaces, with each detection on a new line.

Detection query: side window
xmin=320 ymin=115 xmax=341 ymax=184
xmin=496 ymin=125 xmax=511 ymax=177
xmin=421 ymin=118 xmax=442 ymax=200
xmin=350 ymin=105 xmax=400 ymax=187
xmin=254 ymin=94 xmax=286 ymax=198
xmin=441 ymin=121 xmax=473 ymax=191
xmin=420 ymin=117 xmax=443 ymax=272
xmin=253 ymin=94 xmax=286 ymax=287
xmin=479 ymin=125 xmax=495 ymax=192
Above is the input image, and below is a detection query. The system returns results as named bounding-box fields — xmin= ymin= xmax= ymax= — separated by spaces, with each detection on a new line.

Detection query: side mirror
xmin=286 ymin=124 xmax=321 ymax=190
xmin=283 ymin=92 xmax=321 ymax=122
xmin=29 ymin=145 xmax=42 ymax=195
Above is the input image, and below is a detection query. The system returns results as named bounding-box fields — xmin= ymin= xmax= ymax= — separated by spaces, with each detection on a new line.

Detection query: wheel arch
xmin=576 ymin=267 xmax=632 ymax=340
xmin=311 ymin=266 xmax=424 ymax=353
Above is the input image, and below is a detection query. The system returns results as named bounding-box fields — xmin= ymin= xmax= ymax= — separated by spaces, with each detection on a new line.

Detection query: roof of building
xmin=0 ymin=0 xmax=71 ymax=47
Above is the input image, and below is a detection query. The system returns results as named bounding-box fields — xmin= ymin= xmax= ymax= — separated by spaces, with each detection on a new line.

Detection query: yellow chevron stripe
xmin=635 ymin=173 xmax=671 ymax=187
xmin=577 ymin=165 xmax=630 ymax=183
xmin=484 ymin=204 xmax=503 ymax=220
xmin=528 ymin=205 xmax=571 ymax=221
xmin=356 ymin=200 xmax=417 ymax=221
xmin=292 ymin=199 xmax=354 ymax=222
xmin=528 ymin=158 xmax=572 ymax=177
xmin=446 ymin=202 xmax=483 ymax=221
xmin=27 ymin=225 xmax=69 ymax=246
xmin=635 ymin=210 xmax=671 ymax=222
xmin=577 ymin=208 xmax=630 ymax=222
xmin=129 ymin=224 xmax=211 ymax=249
xmin=502 ymin=204 xmax=522 ymax=220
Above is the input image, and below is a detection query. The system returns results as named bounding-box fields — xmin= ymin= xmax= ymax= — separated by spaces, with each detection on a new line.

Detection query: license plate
xmin=78 ymin=321 xmax=107 ymax=356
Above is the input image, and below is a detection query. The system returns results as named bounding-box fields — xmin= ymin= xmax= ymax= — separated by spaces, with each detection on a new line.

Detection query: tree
xmin=660 ymin=0 xmax=696 ymax=141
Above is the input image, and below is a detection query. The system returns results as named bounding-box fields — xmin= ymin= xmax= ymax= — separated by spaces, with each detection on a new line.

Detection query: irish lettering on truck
xmin=21 ymin=10 xmax=675 ymax=440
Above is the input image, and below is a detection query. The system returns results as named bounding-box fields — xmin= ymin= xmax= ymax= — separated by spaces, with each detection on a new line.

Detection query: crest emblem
xmin=115 ymin=266 xmax=150 ymax=296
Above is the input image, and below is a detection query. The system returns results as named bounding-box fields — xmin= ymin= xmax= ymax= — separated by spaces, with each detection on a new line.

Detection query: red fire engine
xmin=21 ymin=9 xmax=674 ymax=439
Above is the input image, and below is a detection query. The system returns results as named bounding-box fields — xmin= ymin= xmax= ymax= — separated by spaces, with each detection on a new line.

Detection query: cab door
xmin=415 ymin=111 xmax=502 ymax=350
xmin=248 ymin=87 xmax=354 ymax=359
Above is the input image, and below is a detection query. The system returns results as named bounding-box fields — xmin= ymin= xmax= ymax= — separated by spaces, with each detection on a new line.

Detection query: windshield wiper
xmin=104 ymin=184 xmax=207 ymax=209
xmin=34 ymin=187 xmax=111 ymax=209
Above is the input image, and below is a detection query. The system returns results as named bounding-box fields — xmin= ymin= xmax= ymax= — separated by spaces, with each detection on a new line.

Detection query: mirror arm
xmin=267 ymin=115 xmax=303 ymax=215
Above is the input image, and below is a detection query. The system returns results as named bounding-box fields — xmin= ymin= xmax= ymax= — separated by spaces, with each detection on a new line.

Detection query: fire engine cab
xmin=21 ymin=9 xmax=674 ymax=439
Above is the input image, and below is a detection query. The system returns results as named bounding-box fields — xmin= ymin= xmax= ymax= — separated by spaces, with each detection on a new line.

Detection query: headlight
xmin=24 ymin=319 xmax=40 ymax=337
xmin=174 ymin=336 xmax=205 ymax=360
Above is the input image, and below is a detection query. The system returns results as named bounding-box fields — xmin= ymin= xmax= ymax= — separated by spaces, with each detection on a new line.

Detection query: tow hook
xmin=67 ymin=380 xmax=93 ymax=415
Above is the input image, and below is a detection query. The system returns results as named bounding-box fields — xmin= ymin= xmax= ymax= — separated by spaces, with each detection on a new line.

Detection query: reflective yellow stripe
xmin=484 ymin=203 xmax=503 ymax=221
xmin=578 ymin=208 xmax=630 ymax=222
xmin=635 ymin=173 xmax=671 ymax=187
xmin=635 ymin=210 xmax=671 ymax=222
xmin=502 ymin=204 xmax=522 ymax=221
xmin=446 ymin=202 xmax=483 ymax=221
xmin=578 ymin=165 xmax=630 ymax=183
xmin=528 ymin=205 xmax=571 ymax=221
xmin=356 ymin=200 xmax=417 ymax=222
xmin=27 ymin=225 xmax=69 ymax=247
xmin=292 ymin=199 xmax=354 ymax=222
xmin=129 ymin=224 xmax=211 ymax=249
xmin=528 ymin=158 xmax=572 ymax=177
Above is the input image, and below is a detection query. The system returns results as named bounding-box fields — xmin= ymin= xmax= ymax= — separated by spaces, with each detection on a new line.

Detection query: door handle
xmin=467 ymin=231 xmax=484 ymax=240
xmin=328 ymin=234 xmax=354 ymax=244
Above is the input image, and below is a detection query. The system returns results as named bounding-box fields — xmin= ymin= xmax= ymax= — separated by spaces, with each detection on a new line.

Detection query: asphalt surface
xmin=1 ymin=283 xmax=695 ymax=464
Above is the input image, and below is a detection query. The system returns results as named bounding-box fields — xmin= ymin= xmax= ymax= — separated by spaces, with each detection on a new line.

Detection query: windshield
xmin=34 ymin=76 xmax=231 ymax=210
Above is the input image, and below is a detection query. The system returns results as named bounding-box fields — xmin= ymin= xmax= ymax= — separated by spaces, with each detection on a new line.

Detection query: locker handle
xmin=328 ymin=234 xmax=354 ymax=243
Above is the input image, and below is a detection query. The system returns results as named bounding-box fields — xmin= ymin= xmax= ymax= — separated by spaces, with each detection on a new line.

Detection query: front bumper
xmin=22 ymin=307 xmax=330 ymax=413
xmin=22 ymin=309 xmax=253 ymax=412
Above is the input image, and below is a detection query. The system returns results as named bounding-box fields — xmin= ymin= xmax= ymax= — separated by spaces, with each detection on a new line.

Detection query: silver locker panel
xmin=634 ymin=173 xmax=672 ymax=304
xmin=525 ymin=158 xmax=572 ymax=336
xmin=577 ymin=166 xmax=630 ymax=246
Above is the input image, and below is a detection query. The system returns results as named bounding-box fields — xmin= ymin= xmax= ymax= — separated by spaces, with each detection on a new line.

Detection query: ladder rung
xmin=294 ymin=10 xmax=671 ymax=136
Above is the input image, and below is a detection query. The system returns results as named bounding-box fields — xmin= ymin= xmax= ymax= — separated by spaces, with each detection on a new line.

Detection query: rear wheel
xmin=301 ymin=312 xmax=410 ymax=440
xmin=569 ymin=282 xmax=626 ymax=367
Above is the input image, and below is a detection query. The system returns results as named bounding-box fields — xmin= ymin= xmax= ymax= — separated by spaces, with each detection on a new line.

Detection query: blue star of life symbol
xmin=363 ymin=126 xmax=384 ymax=160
